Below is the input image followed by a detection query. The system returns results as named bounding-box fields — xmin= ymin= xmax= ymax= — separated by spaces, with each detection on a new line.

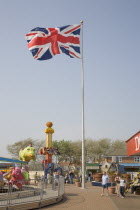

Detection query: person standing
xmin=115 ymin=173 xmax=120 ymax=196
xmin=69 ymin=171 xmax=74 ymax=184
xmin=88 ymin=172 xmax=92 ymax=182
xmin=54 ymin=171 xmax=59 ymax=185
xmin=65 ymin=173 xmax=69 ymax=184
xmin=131 ymin=176 xmax=140 ymax=194
xmin=120 ymin=176 xmax=126 ymax=198
xmin=34 ymin=172 xmax=38 ymax=185
xmin=101 ymin=172 xmax=109 ymax=196
xmin=47 ymin=172 xmax=51 ymax=184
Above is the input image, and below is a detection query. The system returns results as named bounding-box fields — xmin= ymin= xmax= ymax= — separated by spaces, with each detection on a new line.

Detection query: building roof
xmin=126 ymin=131 xmax=140 ymax=142
xmin=105 ymin=147 xmax=127 ymax=156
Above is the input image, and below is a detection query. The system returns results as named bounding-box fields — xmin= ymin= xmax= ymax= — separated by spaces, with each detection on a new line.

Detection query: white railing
xmin=0 ymin=176 xmax=64 ymax=208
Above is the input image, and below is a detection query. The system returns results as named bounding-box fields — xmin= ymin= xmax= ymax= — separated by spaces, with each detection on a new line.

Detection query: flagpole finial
xmin=80 ymin=21 xmax=84 ymax=24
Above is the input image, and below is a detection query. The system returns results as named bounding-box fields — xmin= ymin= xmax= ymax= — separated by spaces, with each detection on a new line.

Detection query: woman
xmin=115 ymin=173 xmax=120 ymax=196
xmin=131 ymin=176 xmax=140 ymax=194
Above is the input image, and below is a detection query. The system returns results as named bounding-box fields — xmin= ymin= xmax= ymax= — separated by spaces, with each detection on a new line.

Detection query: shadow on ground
xmin=110 ymin=193 xmax=140 ymax=210
xmin=40 ymin=192 xmax=85 ymax=209
xmin=66 ymin=193 xmax=78 ymax=196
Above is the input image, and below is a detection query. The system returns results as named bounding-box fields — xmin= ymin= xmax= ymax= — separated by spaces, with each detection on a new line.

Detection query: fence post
xmin=62 ymin=177 xmax=65 ymax=194
xmin=58 ymin=177 xmax=61 ymax=196
xmin=40 ymin=179 xmax=44 ymax=205
xmin=60 ymin=177 xmax=64 ymax=196
xmin=7 ymin=182 xmax=12 ymax=208
xmin=52 ymin=176 xmax=55 ymax=190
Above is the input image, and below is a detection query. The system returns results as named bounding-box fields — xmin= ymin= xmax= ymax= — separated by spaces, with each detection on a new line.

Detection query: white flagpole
xmin=80 ymin=21 xmax=85 ymax=189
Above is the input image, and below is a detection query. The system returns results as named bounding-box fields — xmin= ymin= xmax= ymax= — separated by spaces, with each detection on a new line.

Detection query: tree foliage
xmin=7 ymin=138 xmax=45 ymax=159
xmin=85 ymin=138 xmax=111 ymax=162
xmin=7 ymin=137 xmax=126 ymax=164
xmin=53 ymin=140 xmax=81 ymax=164
xmin=111 ymin=139 xmax=126 ymax=150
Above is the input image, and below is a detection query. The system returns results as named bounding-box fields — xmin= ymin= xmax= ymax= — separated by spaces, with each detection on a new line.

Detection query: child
xmin=120 ymin=176 xmax=126 ymax=198
xmin=65 ymin=173 xmax=69 ymax=184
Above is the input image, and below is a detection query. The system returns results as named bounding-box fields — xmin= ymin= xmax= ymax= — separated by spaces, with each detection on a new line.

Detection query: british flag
xmin=25 ymin=24 xmax=81 ymax=60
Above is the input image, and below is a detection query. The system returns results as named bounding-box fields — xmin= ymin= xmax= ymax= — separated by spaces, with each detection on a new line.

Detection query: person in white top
xmin=101 ymin=172 xmax=109 ymax=196
xmin=115 ymin=173 xmax=120 ymax=196
xmin=119 ymin=176 xmax=126 ymax=198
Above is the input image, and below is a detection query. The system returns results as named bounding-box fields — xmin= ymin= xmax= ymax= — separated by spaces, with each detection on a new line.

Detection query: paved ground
xmin=41 ymin=182 xmax=140 ymax=210
xmin=110 ymin=193 xmax=140 ymax=210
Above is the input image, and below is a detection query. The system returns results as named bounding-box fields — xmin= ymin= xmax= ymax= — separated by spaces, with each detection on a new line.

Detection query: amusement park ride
xmin=39 ymin=122 xmax=60 ymax=174
xmin=0 ymin=122 xmax=64 ymax=210
xmin=0 ymin=122 xmax=60 ymax=190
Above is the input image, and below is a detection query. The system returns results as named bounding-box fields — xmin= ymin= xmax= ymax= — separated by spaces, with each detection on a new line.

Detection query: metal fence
xmin=0 ymin=176 xmax=64 ymax=209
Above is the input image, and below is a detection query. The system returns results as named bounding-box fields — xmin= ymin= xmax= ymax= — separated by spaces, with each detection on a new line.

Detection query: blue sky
xmin=0 ymin=0 xmax=140 ymax=157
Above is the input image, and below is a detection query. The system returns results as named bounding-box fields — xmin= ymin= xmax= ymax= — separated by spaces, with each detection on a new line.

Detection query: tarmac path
xmin=41 ymin=183 xmax=118 ymax=210
xmin=110 ymin=193 xmax=140 ymax=210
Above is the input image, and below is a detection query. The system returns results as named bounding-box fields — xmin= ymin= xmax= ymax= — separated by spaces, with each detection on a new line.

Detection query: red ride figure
xmin=10 ymin=167 xmax=25 ymax=190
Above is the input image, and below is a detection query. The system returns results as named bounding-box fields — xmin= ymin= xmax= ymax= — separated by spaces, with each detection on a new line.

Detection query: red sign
xmin=126 ymin=131 xmax=140 ymax=156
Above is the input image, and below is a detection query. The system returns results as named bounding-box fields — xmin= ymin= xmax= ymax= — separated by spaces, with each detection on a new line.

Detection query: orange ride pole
xmin=44 ymin=122 xmax=54 ymax=164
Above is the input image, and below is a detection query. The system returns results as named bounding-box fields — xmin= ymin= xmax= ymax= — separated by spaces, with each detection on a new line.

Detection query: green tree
xmin=71 ymin=140 xmax=82 ymax=164
xmin=7 ymin=138 xmax=45 ymax=159
xmin=111 ymin=139 xmax=126 ymax=151
xmin=7 ymin=138 xmax=126 ymax=165
xmin=53 ymin=139 xmax=74 ymax=163
xmin=84 ymin=138 xmax=111 ymax=162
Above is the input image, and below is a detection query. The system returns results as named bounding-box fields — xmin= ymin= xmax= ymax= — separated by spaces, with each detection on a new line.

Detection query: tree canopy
xmin=53 ymin=139 xmax=82 ymax=164
xmin=7 ymin=138 xmax=44 ymax=159
xmin=7 ymin=138 xmax=126 ymax=164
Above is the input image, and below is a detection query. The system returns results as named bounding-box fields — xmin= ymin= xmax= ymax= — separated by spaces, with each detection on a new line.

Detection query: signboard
xmin=126 ymin=131 xmax=140 ymax=156
xmin=86 ymin=166 xmax=99 ymax=170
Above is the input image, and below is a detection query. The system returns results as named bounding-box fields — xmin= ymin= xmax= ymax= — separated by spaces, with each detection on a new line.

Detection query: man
xmin=101 ymin=172 xmax=109 ymax=196
xmin=120 ymin=176 xmax=126 ymax=198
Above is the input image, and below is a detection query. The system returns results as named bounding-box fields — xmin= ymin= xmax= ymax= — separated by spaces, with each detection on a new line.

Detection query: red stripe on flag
xmin=61 ymin=45 xmax=80 ymax=58
xmin=69 ymin=51 xmax=80 ymax=58
xmin=61 ymin=45 xmax=69 ymax=49
xmin=51 ymin=41 xmax=60 ymax=55
xmin=48 ymin=28 xmax=56 ymax=32
xmin=28 ymin=34 xmax=79 ymax=49
xmin=57 ymin=34 xmax=80 ymax=44
xmin=64 ymin=25 xmax=80 ymax=34
xmin=34 ymin=48 xmax=43 ymax=59
xmin=26 ymin=33 xmax=38 ymax=37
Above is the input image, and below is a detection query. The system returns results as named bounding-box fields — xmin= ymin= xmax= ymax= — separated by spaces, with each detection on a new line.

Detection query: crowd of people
xmin=130 ymin=175 xmax=140 ymax=194
xmin=34 ymin=168 xmax=140 ymax=198
xmin=100 ymin=171 xmax=140 ymax=198
xmin=64 ymin=171 xmax=75 ymax=184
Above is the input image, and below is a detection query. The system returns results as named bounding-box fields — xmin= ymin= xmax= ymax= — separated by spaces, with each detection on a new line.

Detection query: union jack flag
xmin=25 ymin=24 xmax=81 ymax=60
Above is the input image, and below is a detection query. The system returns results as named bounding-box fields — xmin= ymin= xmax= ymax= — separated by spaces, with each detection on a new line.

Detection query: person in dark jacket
xmin=69 ymin=171 xmax=74 ymax=184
